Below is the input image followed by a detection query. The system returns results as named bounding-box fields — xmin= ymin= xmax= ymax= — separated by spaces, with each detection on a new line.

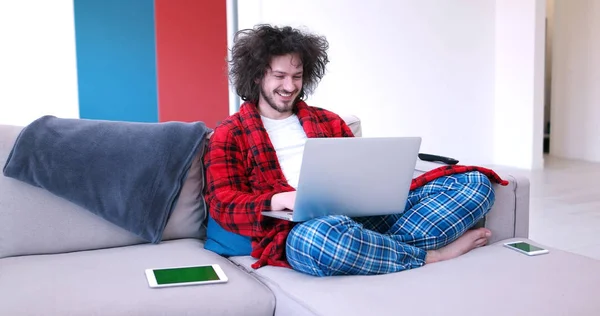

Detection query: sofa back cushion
xmin=0 ymin=124 xmax=208 ymax=259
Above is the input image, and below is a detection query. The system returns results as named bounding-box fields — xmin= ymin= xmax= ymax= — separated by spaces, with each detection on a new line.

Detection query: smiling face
xmin=257 ymin=53 xmax=303 ymax=119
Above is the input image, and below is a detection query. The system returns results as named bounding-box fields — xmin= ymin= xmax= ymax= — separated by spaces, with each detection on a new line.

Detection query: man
xmin=203 ymin=24 xmax=504 ymax=276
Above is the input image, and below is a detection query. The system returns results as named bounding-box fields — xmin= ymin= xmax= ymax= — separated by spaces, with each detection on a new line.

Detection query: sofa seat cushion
xmin=229 ymin=239 xmax=600 ymax=316
xmin=0 ymin=239 xmax=275 ymax=316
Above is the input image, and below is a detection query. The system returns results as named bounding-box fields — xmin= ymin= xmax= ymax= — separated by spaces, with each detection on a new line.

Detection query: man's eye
xmin=275 ymin=75 xmax=284 ymax=79
xmin=293 ymin=76 xmax=302 ymax=80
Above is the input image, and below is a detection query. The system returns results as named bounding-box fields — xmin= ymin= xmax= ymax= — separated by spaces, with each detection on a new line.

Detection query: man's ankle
xmin=425 ymin=250 xmax=441 ymax=264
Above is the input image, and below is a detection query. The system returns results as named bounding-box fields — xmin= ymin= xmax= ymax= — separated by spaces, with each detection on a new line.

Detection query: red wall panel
xmin=155 ymin=0 xmax=229 ymax=128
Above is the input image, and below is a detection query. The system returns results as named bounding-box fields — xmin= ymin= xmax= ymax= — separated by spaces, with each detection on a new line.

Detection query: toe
xmin=474 ymin=227 xmax=492 ymax=238
xmin=475 ymin=237 xmax=488 ymax=247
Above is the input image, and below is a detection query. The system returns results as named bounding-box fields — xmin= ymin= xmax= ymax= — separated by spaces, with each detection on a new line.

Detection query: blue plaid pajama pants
xmin=285 ymin=171 xmax=495 ymax=276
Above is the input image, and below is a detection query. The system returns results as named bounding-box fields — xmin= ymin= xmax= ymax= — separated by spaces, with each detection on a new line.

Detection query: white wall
xmin=0 ymin=1 xmax=79 ymax=126
xmin=551 ymin=0 xmax=600 ymax=162
xmin=237 ymin=0 xmax=546 ymax=169
xmin=0 ymin=0 xmax=547 ymax=169
xmin=545 ymin=0 xmax=555 ymax=131
xmin=494 ymin=0 xmax=546 ymax=169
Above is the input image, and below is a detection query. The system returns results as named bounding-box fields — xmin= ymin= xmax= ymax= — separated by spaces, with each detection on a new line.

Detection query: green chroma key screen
xmin=153 ymin=266 xmax=220 ymax=285
xmin=509 ymin=242 xmax=545 ymax=252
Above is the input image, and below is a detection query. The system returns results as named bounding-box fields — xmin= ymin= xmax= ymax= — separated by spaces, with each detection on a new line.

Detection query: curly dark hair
xmin=228 ymin=24 xmax=330 ymax=103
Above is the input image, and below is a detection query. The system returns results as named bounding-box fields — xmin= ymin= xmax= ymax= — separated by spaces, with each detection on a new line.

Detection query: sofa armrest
xmin=484 ymin=173 xmax=530 ymax=244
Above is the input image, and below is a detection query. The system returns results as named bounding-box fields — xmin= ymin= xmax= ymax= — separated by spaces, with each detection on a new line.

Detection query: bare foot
xmin=425 ymin=228 xmax=491 ymax=264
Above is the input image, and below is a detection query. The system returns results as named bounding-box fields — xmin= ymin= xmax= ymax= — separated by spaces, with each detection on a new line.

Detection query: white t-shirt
xmin=260 ymin=114 xmax=307 ymax=189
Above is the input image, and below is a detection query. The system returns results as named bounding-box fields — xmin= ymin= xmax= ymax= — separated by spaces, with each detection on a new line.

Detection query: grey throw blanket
xmin=3 ymin=115 xmax=211 ymax=243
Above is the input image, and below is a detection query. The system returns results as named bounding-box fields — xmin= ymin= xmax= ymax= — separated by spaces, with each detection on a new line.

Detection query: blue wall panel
xmin=73 ymin=0 xmax=158 ymax=122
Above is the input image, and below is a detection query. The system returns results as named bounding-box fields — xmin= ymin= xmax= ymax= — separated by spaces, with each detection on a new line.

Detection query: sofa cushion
xmin=229 ymin=239 xmax=600 ymax=316
xmin=162 ymin=147 xmax=208 ymax=241
xmin=0 ymin=124 xmax=208 ymax=259
xmin=204 ymin=216 xmax=252 ymax=256
xmin=0 ymin=239 xmax=275 ymax=316
xmin=2 ymin=116 xmax=211 ymax=243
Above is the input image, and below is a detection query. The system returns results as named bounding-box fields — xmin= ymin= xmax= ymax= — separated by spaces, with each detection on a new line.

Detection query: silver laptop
xmin=262 ymin=137 xmax=421 ymax=222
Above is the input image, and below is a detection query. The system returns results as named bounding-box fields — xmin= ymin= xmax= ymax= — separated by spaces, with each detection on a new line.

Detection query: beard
xmin=260 ymin=86 xmax=298 ymax=113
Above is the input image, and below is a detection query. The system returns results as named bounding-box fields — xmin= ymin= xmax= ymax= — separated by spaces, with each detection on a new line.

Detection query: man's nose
xmin=283 ymin=77 xmax=295 ymax=91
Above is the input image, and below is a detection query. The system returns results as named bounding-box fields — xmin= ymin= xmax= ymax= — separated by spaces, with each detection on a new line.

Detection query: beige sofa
xmin=1 ymin=116 xmax=599 ymax=316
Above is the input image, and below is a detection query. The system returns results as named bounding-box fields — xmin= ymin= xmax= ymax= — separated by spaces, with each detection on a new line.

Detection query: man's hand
xmin=270 ymin=192 xmax=297 ymax=211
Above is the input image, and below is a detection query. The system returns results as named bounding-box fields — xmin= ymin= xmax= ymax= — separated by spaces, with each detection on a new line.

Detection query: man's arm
xmin=340 ymin=120 xmax=354 ymax=138
xmin=331 ymin=112 xmax=355 ymax=138
xmin=203 ymin=126 xmax=282 ymax=238
xmin=316 ymin=108 xmax=355 ymax=138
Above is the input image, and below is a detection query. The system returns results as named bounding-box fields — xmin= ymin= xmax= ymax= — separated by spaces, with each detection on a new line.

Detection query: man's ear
xmin=254 ymin=74 xmax=264 ymax=85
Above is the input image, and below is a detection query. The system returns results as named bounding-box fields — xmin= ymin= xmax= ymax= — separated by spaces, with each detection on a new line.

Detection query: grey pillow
xmin=0 ymin=123 xmax=209 ymax=259
xmin=3 ymin=116 xmax=211 ymax=243
xmin=162 ymin=148 xmax=208 ymax=240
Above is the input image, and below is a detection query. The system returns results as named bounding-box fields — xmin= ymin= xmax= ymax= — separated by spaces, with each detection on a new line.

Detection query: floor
xmin=492 ymin=155 xmax=600 ymax=260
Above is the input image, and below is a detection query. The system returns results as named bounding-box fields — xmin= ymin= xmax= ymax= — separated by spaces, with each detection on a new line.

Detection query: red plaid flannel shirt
xmin=204 ymin=101 xmax=508 ymax=270
xmin=203 ymin=101 xmax=353 ymax=269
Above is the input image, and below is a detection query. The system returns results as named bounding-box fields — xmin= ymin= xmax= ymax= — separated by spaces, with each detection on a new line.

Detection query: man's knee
xmin=442 ymin=174 xmax=492 ymax=235
xmin=461 ymin=171 xmax=495 ymax=209
xmin=286 ymin=215 xmax=355 ymax=276
xmin=287 ymin=215 xmax=354 ymax=251
xmin=464 ymin=170 xmax=493 ymax=185
xmin=441 ymin=171 xmax=496 ymax=226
